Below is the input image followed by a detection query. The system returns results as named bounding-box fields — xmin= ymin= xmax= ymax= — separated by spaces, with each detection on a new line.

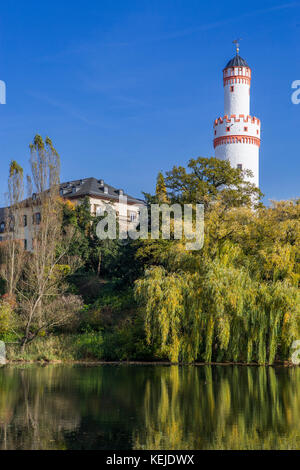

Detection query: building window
xmin=230 ymin=86 xmax=234 ymax=92
xmin=24 ymin=215 xmax=27 ymax=227
xmin=24 ymin=239 xmax=28 ymax=251
xmin=257 ymin=130 xmax=259 ymax=135
xmin=95 ymin=206 xmax=103 ymax=216
xmin=129 ymin=212 xmax=137 ymax=222
xmin=226 ymin=127 xmax=230 ymax=132
xmin=244 ymin=126 xmax=248 ymax=132
xmin=237 ymin=164 xmax=243 ymax=170
xmin=0 ymin=221 xmax=5 ymax=233
xmin=33 ymin=212 xmax=41 ymax=225
xmin=214 ymin=130 xmax=216 ymax=135
xmin=9 ymin=216 xmax=15 ymax=232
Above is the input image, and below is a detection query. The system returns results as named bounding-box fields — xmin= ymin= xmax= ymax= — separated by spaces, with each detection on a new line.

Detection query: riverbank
xmin=5 ymin=332 xmax=154 ymax=363
xmin=5 ymin=360 xmax=294 ymax=366
xmin=5 ymin=336 xmax=294 ymax=366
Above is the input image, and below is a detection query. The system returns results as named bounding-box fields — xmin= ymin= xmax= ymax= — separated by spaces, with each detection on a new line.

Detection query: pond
xmin=0 ymin=364 xmax=299 ymax=450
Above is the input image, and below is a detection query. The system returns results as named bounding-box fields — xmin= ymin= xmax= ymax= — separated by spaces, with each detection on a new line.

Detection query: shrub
xmin=0 ymin=300 xmax=13 ymax=335
xmin=75 ymin=331 xmax=104 ymax=359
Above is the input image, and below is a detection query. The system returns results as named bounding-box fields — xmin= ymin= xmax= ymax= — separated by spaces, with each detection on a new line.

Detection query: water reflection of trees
xmin=0 ymin=365 xmax=148 ymax=450
xmin=1 ymin=365 xmax=300 ymax=450
xmin=0 ymin=366 xmax=82 ymax=449
xmin=134 ymin=366 xmax=300 ymax=450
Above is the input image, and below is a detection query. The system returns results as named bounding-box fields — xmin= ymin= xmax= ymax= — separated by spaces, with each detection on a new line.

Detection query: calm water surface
xmin=0 ymin=364 xmax=300 ymax=450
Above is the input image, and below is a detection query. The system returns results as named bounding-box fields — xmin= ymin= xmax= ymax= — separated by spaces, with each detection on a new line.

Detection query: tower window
xmin=230 ymin=86 xmax=234 ymax=92
xmin=237 ymin=164 xmax=243 ymax=170
xmin=244 ymin=126 xmax=248 ymax=132
xmin=214 ymin=130 xmax=216 ymax=135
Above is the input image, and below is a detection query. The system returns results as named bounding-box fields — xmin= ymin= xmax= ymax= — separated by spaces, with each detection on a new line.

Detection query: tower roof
xmin=224 ymin=54 xmax=249 ymax=69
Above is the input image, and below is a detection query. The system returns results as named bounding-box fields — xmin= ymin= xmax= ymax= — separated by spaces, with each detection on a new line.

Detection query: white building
xmin=0 ymin=177 xmax=145 ymax=250
xmin=213 ymin=46 xmax=261 ymax=187
xmin=59 ymin=177 xmax=145 ymax=223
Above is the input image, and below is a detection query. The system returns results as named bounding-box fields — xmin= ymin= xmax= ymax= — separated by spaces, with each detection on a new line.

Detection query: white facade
xmin=89 ymin=195 xmax=144 ymax=231
xmin=214 ymin=55 xmax=261 ymax=187
xmin=0 ymin=179 xmax=145 ymax=251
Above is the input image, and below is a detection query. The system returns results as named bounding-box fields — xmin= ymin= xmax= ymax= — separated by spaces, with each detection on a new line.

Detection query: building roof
xmin=224 ymin=54 xmax=249 ymax=69
xmin=60 ymin=177 xmax=145 ymax=205
xmin=0 ymin=178 xmax=145 ymax=222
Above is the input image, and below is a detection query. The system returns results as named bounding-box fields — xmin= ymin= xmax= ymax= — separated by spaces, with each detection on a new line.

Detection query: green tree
xmin=155 ymin=172 xmax=169 ymax=203
xmin=134 ymin=157 xmax=299 ymax=365
xmin=165 ymin=157 xmax=263 ymax=208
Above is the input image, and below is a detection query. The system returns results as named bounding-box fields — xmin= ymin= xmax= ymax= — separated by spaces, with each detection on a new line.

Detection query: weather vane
xmin=233 ymin=38 xmax=241 ymax=55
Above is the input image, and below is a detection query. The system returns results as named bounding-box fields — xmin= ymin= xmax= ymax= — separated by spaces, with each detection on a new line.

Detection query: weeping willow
xmin=135 ymin=264 xmax=300 ymax=364
xmin=134 ymin=201 xmax=300 ymax=364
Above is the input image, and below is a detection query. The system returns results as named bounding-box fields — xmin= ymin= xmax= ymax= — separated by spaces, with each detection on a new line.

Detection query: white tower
xmin=213 ymin=42 xmax=261 ymax=187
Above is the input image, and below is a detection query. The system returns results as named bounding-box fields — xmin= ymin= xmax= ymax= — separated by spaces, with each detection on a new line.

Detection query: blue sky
xmin=0 ymin=0 xmax=299 ymax=205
